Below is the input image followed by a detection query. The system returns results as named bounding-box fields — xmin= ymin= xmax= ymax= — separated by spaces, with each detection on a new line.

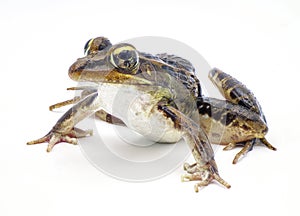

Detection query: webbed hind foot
xmin=223 ymin=138 xmax=277 ymax=164
xmin=182 ymin=162 xmax=231 ymax=192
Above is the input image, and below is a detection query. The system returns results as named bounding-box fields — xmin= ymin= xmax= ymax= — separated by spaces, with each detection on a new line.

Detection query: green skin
xmin=27 ymin=37 xmax=276 ymax=192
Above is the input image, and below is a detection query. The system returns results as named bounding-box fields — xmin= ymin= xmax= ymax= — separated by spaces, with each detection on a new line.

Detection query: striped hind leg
xmin=209 ymin=68 xmax=265 ymax=119
xmin=208 ymin=68 xmax=276 ymax=163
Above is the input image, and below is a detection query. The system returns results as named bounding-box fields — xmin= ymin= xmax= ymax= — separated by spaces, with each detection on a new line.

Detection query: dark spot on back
xmin=225 ymin=112 xmax=237 ymax=126
xmin=198 ymin=102 xmax=211 ymax=117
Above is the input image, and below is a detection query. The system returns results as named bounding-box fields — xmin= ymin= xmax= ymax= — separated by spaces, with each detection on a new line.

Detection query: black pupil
xmin=119 ymin=50 xmax=132 ymax=60
xmin=124 ymin=60 xmax=131 ymax=67
xmin=98 ymin=40 xmax=111 ymax=51
xmin=98 ymin=43 xmax=106 ymax=51
xmin=117 ymin=50 xmax=137 ymax=68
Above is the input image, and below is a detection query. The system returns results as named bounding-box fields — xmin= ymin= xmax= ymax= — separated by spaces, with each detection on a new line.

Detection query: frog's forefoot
xmin=27 ymin=128 xmax=93 ymax=152
xmin=223 ymin=138 xmax=277 ymax=164
xmin=49 ymin=86 xmax=97 ymax=111
xmin=181 ymin=162 xmax=231 ymax=192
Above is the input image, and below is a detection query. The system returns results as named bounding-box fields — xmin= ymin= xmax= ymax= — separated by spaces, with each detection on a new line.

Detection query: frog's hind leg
xmin=209 ymin=68 xmax=276 ymax=162
xmin=209 ymin=68 xmax=265 ymax=119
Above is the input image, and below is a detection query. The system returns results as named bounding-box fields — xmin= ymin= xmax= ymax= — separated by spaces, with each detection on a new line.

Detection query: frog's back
xmin=139 ymin=52 xmax=201 ymax=98
xmin=156 ymin=53 xmax=195 ymax=73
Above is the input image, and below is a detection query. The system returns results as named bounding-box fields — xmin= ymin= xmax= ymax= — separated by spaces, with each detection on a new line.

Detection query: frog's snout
xmin=68 ymin=59 xmax=81 ymax=81
xmin=68 ymin=57 xmax=90 ymax=81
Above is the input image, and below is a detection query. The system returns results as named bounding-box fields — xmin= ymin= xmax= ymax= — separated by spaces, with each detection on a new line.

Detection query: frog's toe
xmin=223 ymin=142 xmax=236 ymax=151
xmin=232 ymin=140 xmax=255 ymax=164
xmin=27 ymin=135 xmax=50 ymax=145
xmin=181 ymin=173 xmax=203 ymax=182
xmin=27 ymin=127 xmax=92 ymax=152
xmin=260 ymin=137 xmax=277 ymax=151
xmin=27 ymin=132 xmax=77 ymax=152
xmin=181 ymin=162 xmax=231 ymax=192
xmin=45 ymin=132 xmax=78 ymax=152
xmin=183 ymin=162 xmax=197 ymax=172
xmin=230 ymin=138 xmax=276 ymax=164
xmin=181 ymin=172 xmax=230 ymax=192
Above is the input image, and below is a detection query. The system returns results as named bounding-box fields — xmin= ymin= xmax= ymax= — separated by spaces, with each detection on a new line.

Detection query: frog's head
xmin=69 ymin=37 xmax=152 ymax=85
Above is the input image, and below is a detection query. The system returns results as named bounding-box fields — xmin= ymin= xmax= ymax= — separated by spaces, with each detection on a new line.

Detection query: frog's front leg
xmin=27 ymin=92 xmax=101 ymax=152
xmin=157 ymin=105 xmax=231 ymax=191
xmin=49 ymin=86 xmax=125 ymax=126
xmin=49 ymin=86 xmax=97 ymax=111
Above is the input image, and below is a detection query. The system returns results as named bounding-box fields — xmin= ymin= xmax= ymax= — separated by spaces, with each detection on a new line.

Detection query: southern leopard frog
xmin=27 ymin=37 xmax=276 ymax=192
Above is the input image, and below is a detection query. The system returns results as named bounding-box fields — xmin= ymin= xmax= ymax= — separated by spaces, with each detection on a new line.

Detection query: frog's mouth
xmin=68 ymin=56 xmax=152 ymax=85
xmin=69 ymin=67 xmax=152 ymax=85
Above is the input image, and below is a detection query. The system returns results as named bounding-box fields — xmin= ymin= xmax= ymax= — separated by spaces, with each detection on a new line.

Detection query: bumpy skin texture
xmin=27 ymin=37 xmax=275 ymax=191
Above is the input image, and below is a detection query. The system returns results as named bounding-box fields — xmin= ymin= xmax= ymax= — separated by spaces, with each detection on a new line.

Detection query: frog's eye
xmin=84 ymin=37 xmax=112 ymax=55
xmin=84 ymin=39 xmax=93 ymax=55
xmin=109 ymin=44 xmax=139 ymax=73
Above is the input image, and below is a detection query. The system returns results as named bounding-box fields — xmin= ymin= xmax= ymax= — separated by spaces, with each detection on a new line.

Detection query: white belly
xmin=97 ymin=83 xmax=182 ymax=143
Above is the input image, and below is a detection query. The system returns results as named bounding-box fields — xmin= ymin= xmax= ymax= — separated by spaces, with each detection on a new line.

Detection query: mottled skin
xmin=205 ymin=69 xmax=276 ymax=163
xmin=27 ymin=37 xmax=275 ymax=191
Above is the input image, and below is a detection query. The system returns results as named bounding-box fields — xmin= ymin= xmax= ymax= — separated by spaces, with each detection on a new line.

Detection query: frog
xmin=27 ymin=37 xmax=276 ymax=192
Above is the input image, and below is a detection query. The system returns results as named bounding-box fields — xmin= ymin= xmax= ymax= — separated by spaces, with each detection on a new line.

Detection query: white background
xmin=1 ymin=0 xmax=299 ymax=215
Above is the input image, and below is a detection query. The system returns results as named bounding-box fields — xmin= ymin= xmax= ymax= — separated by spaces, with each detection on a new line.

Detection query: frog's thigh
xmin=209 ymin=68 xmax=261 ymax=112
xmin=95 ymin=109 xmax=126 ymax=126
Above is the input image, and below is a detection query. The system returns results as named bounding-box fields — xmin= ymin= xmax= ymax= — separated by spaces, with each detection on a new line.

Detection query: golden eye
xmin=109 ymin=44 xmax=139 ymax=73
xmin=84 ymin=37 xmax=112 ymax=55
